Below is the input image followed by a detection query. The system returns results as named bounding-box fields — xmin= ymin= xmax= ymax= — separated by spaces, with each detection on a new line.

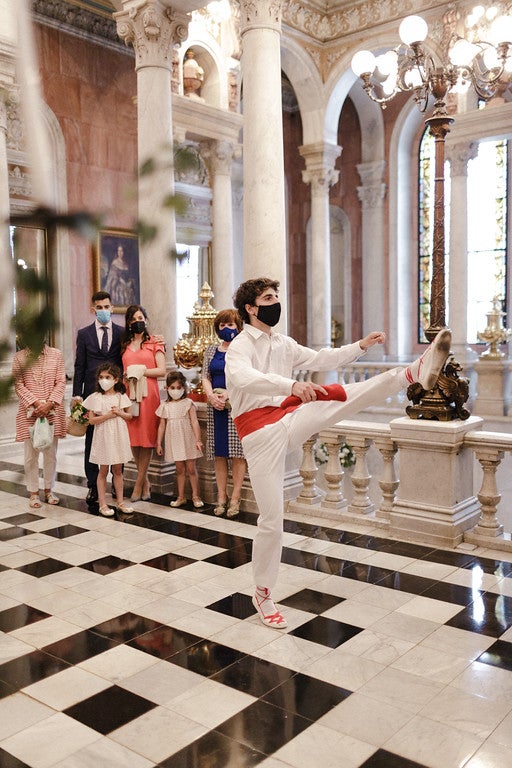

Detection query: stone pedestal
xmin=473 ymin=358 xmax=512 ymax=417
xmin=389 ymin=415 xmax=483 ymax=547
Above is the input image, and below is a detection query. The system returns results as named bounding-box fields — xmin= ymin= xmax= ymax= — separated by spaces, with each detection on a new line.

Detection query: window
xmin=466 ymin=139 xmax=508 ymax=344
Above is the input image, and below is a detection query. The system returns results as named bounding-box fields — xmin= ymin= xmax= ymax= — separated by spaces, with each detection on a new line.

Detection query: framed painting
xmin=94 ymin=229 xmax=140 ymax=313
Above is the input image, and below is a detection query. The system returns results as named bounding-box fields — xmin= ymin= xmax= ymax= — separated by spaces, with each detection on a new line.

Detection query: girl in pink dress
xmin=121 ymin=305 xmax=166 ymax=502
xmin=156 ymin=371 xmax=204 ymax=509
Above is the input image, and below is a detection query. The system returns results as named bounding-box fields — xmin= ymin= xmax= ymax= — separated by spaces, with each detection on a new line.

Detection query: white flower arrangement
xmin=314 ymin=440 xmax=355 ymax=468
xmin=69 ymin=401 xmax=89 ymax=425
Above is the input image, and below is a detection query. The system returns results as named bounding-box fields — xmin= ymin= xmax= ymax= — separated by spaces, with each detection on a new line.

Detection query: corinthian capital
xmin=200 ymin=139 xmax=234 ymax=176
xmin=239 ymin=0 xmax=283 ymax=34
xmin=302 ymin=167 xmax=339 ymax=194
xmin=446 ymin=141 xmax=478 ymax=177
xmin=114 ymin=0 xmax=190 ymax=70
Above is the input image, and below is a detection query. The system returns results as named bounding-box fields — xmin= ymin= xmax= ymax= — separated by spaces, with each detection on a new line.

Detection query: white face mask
xmin=99 ymin=377 xmax=115 ymax=391
xmin=168 ymin=388 xmax=184 ymax=400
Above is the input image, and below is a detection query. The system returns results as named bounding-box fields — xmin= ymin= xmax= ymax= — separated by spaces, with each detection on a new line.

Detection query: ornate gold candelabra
xmin=173 ymin=282 xmax=217 ymax=397
xmin=477 ymin=296 xmax=512 ymax=359
xmin=352 ymin=10 xmax=512 ymax=420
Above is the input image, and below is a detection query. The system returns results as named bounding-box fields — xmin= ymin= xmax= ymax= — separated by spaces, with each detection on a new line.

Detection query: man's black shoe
xmin=86 ymin=487 xmax=98 ymax=504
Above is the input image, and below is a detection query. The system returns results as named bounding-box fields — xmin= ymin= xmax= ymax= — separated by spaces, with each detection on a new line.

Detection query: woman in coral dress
xmin=121 ymin=305 xmax=166 ymax=501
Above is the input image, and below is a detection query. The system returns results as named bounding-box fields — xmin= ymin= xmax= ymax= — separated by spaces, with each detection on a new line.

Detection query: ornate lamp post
xmin=352 ymin=9 xmax=512 ymax=419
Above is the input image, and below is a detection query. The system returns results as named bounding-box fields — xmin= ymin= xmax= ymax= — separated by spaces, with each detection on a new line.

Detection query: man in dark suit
xmin=72 ymin=291 xmax=123 ymax=506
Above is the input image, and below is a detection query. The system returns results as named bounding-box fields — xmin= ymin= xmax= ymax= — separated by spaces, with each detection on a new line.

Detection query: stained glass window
xmin=466 ymin=140 xmax=508 ymax=344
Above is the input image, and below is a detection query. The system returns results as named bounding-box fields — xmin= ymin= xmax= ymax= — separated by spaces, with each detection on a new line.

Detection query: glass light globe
xmin=489 ymin=15 xmax=512 ymax=45
xmin=472 ymin=5 xmax=485 ymax=20
xmin=449 ymin=38 xmax=478 ymax=66
xmin=351 ymin=50 xmax=376 ymax=76
xmin=404 ymin=66 xmax=423 ymax=88
xmin=483 ymin=45 xmax=500 ymax=70
xmin=399 ymin=15 xmax=428 ymax=46
xmin=486 ymin=6 xmax=499 ymax=21
xmin=376 ymin=50 xmax=398 ymax=77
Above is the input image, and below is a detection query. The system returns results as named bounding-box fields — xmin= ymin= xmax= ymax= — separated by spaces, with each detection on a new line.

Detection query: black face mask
xmin=256 ymin=302 xmax=281 ymax=327
xmin=130 ymin=321 xmax=146 ymax=335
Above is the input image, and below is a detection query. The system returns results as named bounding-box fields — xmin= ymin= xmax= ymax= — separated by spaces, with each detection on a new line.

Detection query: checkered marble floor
xmin=1 ymin=450 xmax=512 ymax=767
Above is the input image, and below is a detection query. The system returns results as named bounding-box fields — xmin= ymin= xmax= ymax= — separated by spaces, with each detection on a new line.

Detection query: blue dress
xmin=202 ymin=344 xmax=244 ymax=461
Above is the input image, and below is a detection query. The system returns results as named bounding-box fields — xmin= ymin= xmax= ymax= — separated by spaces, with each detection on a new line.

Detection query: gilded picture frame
xmin=94 ymin=229 xmax=140 ymax=313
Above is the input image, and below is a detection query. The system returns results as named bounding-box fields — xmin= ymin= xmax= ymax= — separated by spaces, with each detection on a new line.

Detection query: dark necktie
xmin=101 ymin=326 xmax=108 ymax=353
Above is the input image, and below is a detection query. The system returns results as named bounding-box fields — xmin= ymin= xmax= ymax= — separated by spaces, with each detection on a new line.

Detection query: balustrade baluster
xmin=374 ymin=437 xmax=398 ymax=520
xmin=347 ymin=436 xmax=374 ymax=515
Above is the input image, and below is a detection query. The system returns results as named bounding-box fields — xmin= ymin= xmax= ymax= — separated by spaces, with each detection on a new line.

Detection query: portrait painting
xmin=95 ymin=230 xmax=140 ymax=313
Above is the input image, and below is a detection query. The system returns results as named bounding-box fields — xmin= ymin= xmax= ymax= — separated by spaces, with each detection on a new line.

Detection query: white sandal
xmin=252 ymin=589 xmax=288 ymax=629
xmin=29 ymin=493 xmax=41 ymax=509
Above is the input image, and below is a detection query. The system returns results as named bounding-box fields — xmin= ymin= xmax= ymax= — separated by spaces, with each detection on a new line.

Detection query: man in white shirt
xmin=225 ymin=277 xmax=451 ymax=629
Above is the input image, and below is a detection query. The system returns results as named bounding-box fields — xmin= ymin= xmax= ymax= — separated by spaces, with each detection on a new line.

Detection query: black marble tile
xmin=128 ymin=626 xmax=203 ymax=659
xmin=0 ymin=749 xmax=33 ymax=768
xmin=211 ymin=655 xmax=294 ymax=697
xmin=0 ymin=679 xmax=17 ymax=699
xmin=43 ymin=524 xmax=88 ymax=538
xmin=281 ymin=547 xmax=318 ymax=569
xmin=64 ymin=684 xmax=156 ymax=734
xmin=79 ymin=555 xmax=134 ymax=574
xmin=280 ymin=587 xmax=343 ymax=614
xmin=262 ymin=672 xmax=351 ymax=720
xmin=17 ymin=558 xmax=72 ymax=578
xmin=205 ymin=546 xmax=252 ymax=568
xmin=169 ymin=640 xmax=246 ymax=677
xmin=0 ymin=513 xmax=43 ymax=525
xmin=152 ymin=519 xmax=196 ymax=537
xmin=476 ymin=639 xmax=512 ymax=672
xmin=142 ymin=553 xmax=196 ymax=572
xmin=206 ymin=593 xmax=255 ymax=620
xmin=216 ymin=699 xmax=311 ymax=755
xmin=332 ymin=560 xmax=395 ymax=585
xmin=43 ymin=630 xmax=118 ymax=665
xmin=90 ymin=612 xmax=163 ymax=642
xmin=379 ymin=540 xmax=436 ymax=559
xmin=471 ymin=557 xmax=512 ymax=578
xmin=376 ymin=571 xmax=436 ymax=595
xmin=420 ymin=549 xmax=476 ymax=568
xmin=421 ymin=582 xmax=479 ymax=606
xmin=446 ymin=592 xmax=512 ymax=637
xmin=361 ymin=750 xmax=428 ymax=767
xmin=0 ymin=527 xmax=31 ymax=542
xmin=0 ymin=650 xmax=69 ymax=690
xmin=0 ymin=604 xmax=50 ymax=632
xmin=289 ymin=615 xmax=363 ymax=648
xmin=158 ymin=730 xmax=265 ymax=768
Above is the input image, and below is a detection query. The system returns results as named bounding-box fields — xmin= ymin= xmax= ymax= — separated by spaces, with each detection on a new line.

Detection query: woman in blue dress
xmin=202 ymin=309 xmax=246 ymax=517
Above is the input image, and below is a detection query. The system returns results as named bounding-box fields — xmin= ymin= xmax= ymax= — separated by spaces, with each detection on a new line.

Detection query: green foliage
xmin=314 ymin=440 xmax=355 ymax=468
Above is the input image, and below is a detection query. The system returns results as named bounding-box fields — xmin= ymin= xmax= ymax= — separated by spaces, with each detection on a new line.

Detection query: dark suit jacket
xmin=72 ymin=322 xmax=124 ymax=399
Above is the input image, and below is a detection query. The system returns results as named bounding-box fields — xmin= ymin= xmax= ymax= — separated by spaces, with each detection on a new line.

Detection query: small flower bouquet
xmin=66 ymin=402 xmax=89 ymax=436
xmin=314 ymin=440 xmax=355 ymax=468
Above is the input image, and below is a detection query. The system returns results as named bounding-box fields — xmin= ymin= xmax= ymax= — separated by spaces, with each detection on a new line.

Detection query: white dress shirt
xmin=225 ymin=324 xmax=365 ymax=419
xmin=95 ymin=320 xmax=112 ymax=350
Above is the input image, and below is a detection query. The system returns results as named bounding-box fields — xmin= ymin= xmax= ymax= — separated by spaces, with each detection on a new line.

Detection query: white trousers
xmin=24 ymin=437 xmax=58 ymax=493
xmin=242 ymin=367 xmax=406 ymax=590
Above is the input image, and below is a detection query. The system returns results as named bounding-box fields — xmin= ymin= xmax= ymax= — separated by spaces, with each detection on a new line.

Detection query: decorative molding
xmin=446 ymin=140 xmax=478 ymax=176
xmin=115 ymin=2 xmax=190 ymax=70
xmin=32 ymin=0 xmax=129 ymax=52
xmin=9 ymin=165 xmax=32 ymax=198
xmin=239 ymin=0 xmax=283 ymax=34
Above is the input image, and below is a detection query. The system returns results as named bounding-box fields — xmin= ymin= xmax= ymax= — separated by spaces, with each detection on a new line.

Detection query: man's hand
xmin=359 ymin=331 xmax=386 ymax=351
xmin=290 ymin=381 xmax=328 ymax=403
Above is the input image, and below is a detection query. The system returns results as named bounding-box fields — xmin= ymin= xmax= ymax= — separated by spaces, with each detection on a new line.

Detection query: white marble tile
xmin=169 ymin=580 xmax=233 ymax=607
xmin=419 ymin=685 xmax=512 ymax=739
xmin=99 ymin=584 xmax=159 ymax=611
xmin=10 ymin=615 xmax=86 ymax=649
xmin=319 ymin=691 xmax=413 ymax=746
xmin=110 ymin=705 xmax=208 ymax=763
xmin=60 ymin=600 xmax=125 ymax=630
xmin=465 ymin=740 xmax=512 ymax=768
xmin=273 ymin=721 xmax=375 ymax=768
xmin=339 ymin=628 xmax=415 ymax=665
xmin=358 ymin=666 xmax=443 ymax=714
xmin=23 ymin=666 xmax=110 ymax=710
xmin=400 ymin=559 xmax=460 ymax=580
xmin=253 ymin=630 xmax=332 ymax=672
xmin=303 ymin=647 xmax=384 ymax=691
xmin=395 ymin=594 xmax=464 ymax=623
xmin=350 ymin=582 xmax=415 ymax=610
xmin=0 ymin=712 xmax=100 ymax=768
xmin=0 ymin=632 xmax=36 ymax=664
xmin=25 ymin=588 xmax=94 ymax=617
xmin=51 ymin=737 xmax=154 ymax=768
xmin=0 ymin=692 xmax=54 ymax=740
xmin=119 ymin=659 xmax=205 ymax=705
xmin=310 ymin=574 xmax=372 ymax=599
xmin=165 ymin=677 xmax=255 ymax=728
xmin=321 ymin=598 xmax=390 ymax=628
xmin=452 ymin=660 xmax=512 ymax=701
xmin=78 ymin=644 xmax=159 ymax=683
xmin=367 ymin=609 xmax=439 ymax=644
xmin=210 ymin=616 xmax=286 ymax=653
xmin=420 ymin=623 xmax=495 ymax=659
xmin=384 ymin=714 xmax=482 ymax=768
xmin=0 ymin=550 xmax=44 ymax=567
xmin=390 ymin=643 xmax=472 ymax=683
xmin=165 ymin=605 xmax=240 ymax=638
xmin=442 ymin=566 xmax=501 ymax=590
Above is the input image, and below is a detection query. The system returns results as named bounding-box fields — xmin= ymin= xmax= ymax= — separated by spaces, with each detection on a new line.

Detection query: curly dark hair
xmin=95 ymin=363 xmax=126 ymax=394
xmin=121 ymin=304 xmax=151 ymax=352
xmin=233 ymin=278 xmax=279 ymax=324
xmin=213 ymin=308 xmax=243 ymax=335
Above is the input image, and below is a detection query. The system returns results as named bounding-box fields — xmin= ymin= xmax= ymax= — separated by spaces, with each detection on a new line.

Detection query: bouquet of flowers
xmin=314 ymin=440 xmax=355 ymax=468
xmin=66 ymin=401 xmax=89 ymax=436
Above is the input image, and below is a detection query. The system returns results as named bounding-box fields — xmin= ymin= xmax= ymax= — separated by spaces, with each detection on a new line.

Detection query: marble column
xmin=200 ymin=139 xmax=235 ymax=311
xmin=446 ymin=140 xmax=478 ymax=363
xmin=300 ymin=143 xmax=340 ymax=351
xmin=114 ymin=1 xmax=190 ymax=352
xmin=357 ymin=160 xmax=386 ymax=360
xmin=0 ymin=87 xmax=14 ymax=363
xmin=239 ymin=0 xmax=287 ymax=323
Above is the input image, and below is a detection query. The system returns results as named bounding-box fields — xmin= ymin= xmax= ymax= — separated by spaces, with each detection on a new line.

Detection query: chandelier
xmin=351 ymin=8 xmax=512 ymax=114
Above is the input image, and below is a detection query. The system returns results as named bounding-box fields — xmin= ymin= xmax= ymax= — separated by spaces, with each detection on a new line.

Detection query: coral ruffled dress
xmin=122 ymin=339 xmax=165 ymax=447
